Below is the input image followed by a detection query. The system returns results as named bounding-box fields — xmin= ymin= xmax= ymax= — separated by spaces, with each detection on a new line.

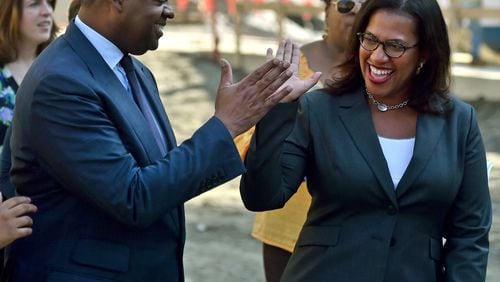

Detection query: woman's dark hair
xmin=0 ymin=0 xmax=59 ymax=65
xmin=328 ymin=0 xmax=452 ymax=114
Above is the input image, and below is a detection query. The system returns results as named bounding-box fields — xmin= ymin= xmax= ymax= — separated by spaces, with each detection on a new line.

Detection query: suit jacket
xmin=4 ymin=23 xmax=244 ymax=282
xmin=240 ymin=89 xmax=491 ymax=282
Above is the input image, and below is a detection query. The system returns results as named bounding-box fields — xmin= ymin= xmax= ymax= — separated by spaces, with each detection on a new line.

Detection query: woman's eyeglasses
xmin=332 ymin=0 xmax=365 ymax=14
xmin=357 ymin=32 xmax=418 ymax=58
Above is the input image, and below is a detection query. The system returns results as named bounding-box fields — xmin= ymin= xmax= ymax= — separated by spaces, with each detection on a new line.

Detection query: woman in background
xmin=0 ymin=0 xmax=59 ymax=198
xmin=0 ymin=0 xmax=57 ymax=272
xmin=234 ymin=1 xmax=367 ymax=281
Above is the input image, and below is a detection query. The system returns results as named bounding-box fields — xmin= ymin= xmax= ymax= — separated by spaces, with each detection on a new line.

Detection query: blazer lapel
xmin=135 ymin=63 xmax=177 ymax=150
xmin=396 ymin=113 xmax=445 ymax=197
xmin=337 ymin=90 xmax=398 ymax=206
xmin=63 ymin=23 xmax=163 ymax=162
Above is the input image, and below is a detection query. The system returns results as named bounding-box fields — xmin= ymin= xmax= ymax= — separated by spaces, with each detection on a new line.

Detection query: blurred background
xmin=52 ymin=0 xmax=499 ymax=281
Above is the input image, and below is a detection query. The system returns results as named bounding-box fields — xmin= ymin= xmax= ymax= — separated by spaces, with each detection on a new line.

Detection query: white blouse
xmin=378 ymin=136 xmax=415 ymax=189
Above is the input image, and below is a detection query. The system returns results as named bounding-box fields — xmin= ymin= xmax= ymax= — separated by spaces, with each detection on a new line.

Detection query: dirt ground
xmin=139 ymin=48 xmax=500 ymax=282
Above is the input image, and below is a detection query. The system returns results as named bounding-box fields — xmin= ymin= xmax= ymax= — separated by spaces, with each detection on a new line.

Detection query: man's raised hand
xmin=215 ymin=41 xmax=295 ymax=138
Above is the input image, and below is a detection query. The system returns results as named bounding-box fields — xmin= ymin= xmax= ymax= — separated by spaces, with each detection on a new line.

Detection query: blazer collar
xmin=337 ymin=88 xmax=398 ymax=206
xmin=337 ymin=88 xmax=445 ymax=203
xmin=396 ymin=113 xmax=445 ymax=197
xmin=134 ymin=62 xmax=176 ymax=149
xmin=63 ymin=22 xmax=173 ymax=161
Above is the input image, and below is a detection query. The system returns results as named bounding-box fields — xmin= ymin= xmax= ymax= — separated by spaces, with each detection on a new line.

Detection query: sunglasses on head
xmin=332 ymin=0 xmax=364 ymax=14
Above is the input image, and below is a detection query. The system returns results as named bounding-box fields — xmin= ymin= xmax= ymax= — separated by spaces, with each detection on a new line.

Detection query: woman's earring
xmin=416 ymin=62 xmax=424 ymax=75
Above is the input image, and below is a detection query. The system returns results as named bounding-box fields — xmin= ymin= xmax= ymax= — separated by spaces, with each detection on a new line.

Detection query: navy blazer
xmin=240 ymin=89 xmax=491 ymax=282
xmin=4 ymin=23 xmax=244 ymax=281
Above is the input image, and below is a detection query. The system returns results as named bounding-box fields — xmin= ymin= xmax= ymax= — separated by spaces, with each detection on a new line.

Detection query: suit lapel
xmin=337 ymin=90 xmax=398 ymax=206
xmin=63 ymin=23 xmax=163 ymax=162
xmin=65 ymin=23 xmax=183 ymax=235
xmin=396 ymin=113 xmax=445 ymax=197
xmin=135 ymin=62 xmax=177 ymax=150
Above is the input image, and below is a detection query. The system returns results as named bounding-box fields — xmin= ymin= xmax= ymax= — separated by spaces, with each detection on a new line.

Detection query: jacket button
xmin=387 ymin=205 xmax=397 ymax=215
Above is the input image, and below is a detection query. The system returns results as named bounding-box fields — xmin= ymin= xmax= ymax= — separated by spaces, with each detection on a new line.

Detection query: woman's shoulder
xmin=300 ymin=40 xmax=323 ymax=57
xmin=447 ymin=96 xmax=474 ymax=115
xmin=299 ymin=41 xmax=324 ymax=72
xmin=304 ymin=85 xmax=363 ymax=100
xmin=435 ymin=95 xmax=477 ymax=124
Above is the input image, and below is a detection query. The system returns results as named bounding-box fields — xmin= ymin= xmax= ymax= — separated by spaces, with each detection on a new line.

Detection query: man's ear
xmin=111 ymin=0 xmax=124 ymax=12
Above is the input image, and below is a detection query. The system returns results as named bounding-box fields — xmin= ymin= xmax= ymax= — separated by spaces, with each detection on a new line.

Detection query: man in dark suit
xmin=2 ymin=0 xmax=319 ymax=281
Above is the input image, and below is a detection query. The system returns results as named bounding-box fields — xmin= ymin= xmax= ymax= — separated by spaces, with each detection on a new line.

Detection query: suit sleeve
xmin=443 ymin=107 xmax=492 ymax=281
xmin=24 ymin=74 xmax=244 ymax=228
xmin=240 ymin=97 xmax=309 ymax=211
xmin=0 ymin=126 xmax=15 ymax=198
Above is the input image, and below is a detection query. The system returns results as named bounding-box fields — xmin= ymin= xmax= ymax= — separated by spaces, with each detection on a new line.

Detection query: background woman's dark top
xmin=0 ymin=66 xmax=18 ymax=198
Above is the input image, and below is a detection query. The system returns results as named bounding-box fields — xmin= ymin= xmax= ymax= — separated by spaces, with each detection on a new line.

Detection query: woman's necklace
xmin=365 ymin=89 xmax=409 ymax=112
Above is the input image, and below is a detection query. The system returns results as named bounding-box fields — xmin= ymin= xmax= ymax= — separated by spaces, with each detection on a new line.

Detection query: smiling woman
xmin=0 ymin=0 xmax=59 ymax=196
xmin=240 ymin=1 xmax=492 ymax=281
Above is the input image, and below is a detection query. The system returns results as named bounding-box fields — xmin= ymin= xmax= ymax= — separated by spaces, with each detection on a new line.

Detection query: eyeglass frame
xmin=357 ymin=32 xmax=419 ymax=58
xmin=330 ymin=0 xmax=365 ymax=14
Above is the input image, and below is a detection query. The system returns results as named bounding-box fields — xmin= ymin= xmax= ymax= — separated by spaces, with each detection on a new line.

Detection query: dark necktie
xmin=120 ymin=55 xmax=166 ymax=156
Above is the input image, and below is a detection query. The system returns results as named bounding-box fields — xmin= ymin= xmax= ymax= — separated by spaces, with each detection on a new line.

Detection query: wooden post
xmin=448 ymin=0 xmax=462 ymax=52
xmin=277 ymin=1 xmax=284 ymax=43
xmin=235 ymin=3 xmax=243 ymax=69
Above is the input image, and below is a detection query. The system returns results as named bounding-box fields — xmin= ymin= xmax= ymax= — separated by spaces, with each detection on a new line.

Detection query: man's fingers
xmin=243 ymin=58 xmax=282 ymax=86
xmin=254 ymin=66 xmax=292 ymax=100
xmin=247 ymin=60 xmax=290 ymax=96
xmin=264 ymin=68 xmax=294 ymax=95
xmin=218 ymin=58 xmax=234 ymax=88
xmin=265 ymin=86 xmax=293 ymax=105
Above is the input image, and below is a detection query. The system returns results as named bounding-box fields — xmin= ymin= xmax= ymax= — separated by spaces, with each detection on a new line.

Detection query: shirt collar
xmin=74 ymin=16 xmax=124 ymax=70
